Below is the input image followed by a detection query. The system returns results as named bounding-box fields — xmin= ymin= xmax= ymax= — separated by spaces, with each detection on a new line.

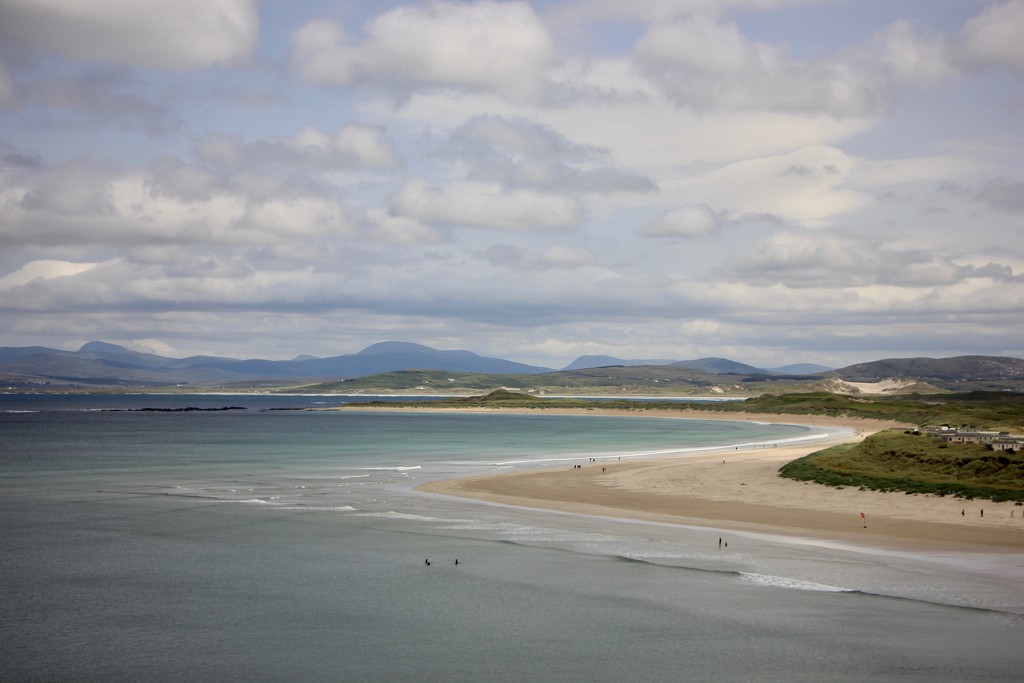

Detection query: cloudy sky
xmin=0 ymin=0 xmax=1022 ymax=369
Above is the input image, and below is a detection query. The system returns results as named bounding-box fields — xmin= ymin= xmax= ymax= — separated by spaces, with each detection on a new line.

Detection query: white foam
xmin=357 ymin=466 xmax=422 ymax=472
xmin=740 ymin=572 xmax=852 ymax=593
xmin=353 ymin=510 xmax=463 ymax=523
xmin=274 ymin=505 xmax=357 ymax=512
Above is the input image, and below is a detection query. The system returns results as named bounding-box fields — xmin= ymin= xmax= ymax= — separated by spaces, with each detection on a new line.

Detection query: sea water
xmin=2 ymin=394 xmax=1023 ymax=682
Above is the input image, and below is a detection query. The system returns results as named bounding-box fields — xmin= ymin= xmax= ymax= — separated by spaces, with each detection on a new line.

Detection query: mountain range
xmin=1 ymin=341 xmax=1022 ymax=393
xmin=561 ymin=354 xmax=831 ymax=375
xmin=0 ymin=341 xmax=549 ymax=387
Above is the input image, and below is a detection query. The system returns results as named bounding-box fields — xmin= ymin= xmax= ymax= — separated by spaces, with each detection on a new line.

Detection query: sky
xmin=0 ymin=0 xmax=1022 ymax=370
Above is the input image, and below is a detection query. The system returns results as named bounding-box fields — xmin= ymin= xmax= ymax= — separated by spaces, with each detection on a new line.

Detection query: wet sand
xmin=411 ymin=408 xmax=1024 ymax=552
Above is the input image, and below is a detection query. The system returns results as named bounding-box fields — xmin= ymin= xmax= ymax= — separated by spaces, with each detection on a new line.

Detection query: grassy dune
xmin=780 ymin=430 xmax=1024 ymax=502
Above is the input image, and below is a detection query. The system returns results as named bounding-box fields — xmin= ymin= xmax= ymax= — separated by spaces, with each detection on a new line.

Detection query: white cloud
xmin=364 ymin=208 xmax=443 ymax=247
xmin=438 ymin=114 xmax=656 ymax=193
xmin=870 ymin=20 xmax=959 ymax=86
xmin=1 ymin=1 xmax=1023 ymax=367
xmin=542 ymin=244 xmax=598 ymax=268
xmin=372 ymin=88 xmax=874 ymax=175
xmin=0 ymin=158 xmax=377 ymax=248
xmin=729 ymin=231 xmax=1016 ymax=289
xmin=671 ymin=145 xmax=868 ymax=226
xmin=0 ymin=259 xmax=99 ymax=289
xmin=0 ymin=0 xmax=258 ymax=70
xmin=639 ymin=204 xmax=721 ymax=238
xmin=482 ymin=243 xmax=599 ymax=270
xmin=633 ymin=15 xmax=886 ymax=116
xmin=958 ymin=0 xmax=1024 ymax=72
xmin=390 ymin=179 xmax=583 ymax=231
xmin=292 ymin=2 xmax=554 ymax=103
xmin=193 ymin=125 xmax=401 ymax=172
xmin=242 ymin=198 xmax=360 ymax=240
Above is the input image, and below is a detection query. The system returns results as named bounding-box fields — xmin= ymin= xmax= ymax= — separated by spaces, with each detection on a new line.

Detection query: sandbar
xmin=411 ymin=408 xmax=1024 ymax=552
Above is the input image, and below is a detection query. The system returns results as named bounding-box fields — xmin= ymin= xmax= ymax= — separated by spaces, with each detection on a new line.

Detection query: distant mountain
xmin=563 ymin=355 xmax=770 ymax=374
xmin=544 ymin=354 xmax=838 ymax=376
xmin=561 ymin=355 xmax=679 ymax=371
xmin=834 ymin=356 xmax=1024 ymax=382
xmin=0 ymin=342 xmax=245 ymax=386
xmin=297 ymin=342 xmax=551 ymax=377
xmin=768 ymin=363 xmax=833 ymax=375
xmin=0 ymin=346 xmax=59 ymax=363
xmin=4 ymin=343 xmax=1020 ymax=393
xmin=0 ymin=341 xmax=552 ymax=386
xmin=671 ymin=358 xmax=765 ymax=374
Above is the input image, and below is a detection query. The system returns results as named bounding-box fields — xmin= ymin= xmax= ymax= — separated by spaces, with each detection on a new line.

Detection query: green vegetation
xmin=706 ymin=391 xmax=1024 ymax=432
xmin=299 ymin=370 xmax=529 ymax=393
xmin=780 ymin=430 xmax=1024 ymax=502
xmin=286 ymin=365 xmax=769 ymax=396
xmin=356 ymin=389 xmax=622 ymax=409
xmin=352 ymin=389 xmax=1024 ymax=431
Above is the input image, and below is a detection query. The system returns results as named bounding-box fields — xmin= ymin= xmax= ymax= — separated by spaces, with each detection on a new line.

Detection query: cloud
xmin=638 ymin=204 xmax=722 ymax=238
xmin=729 ymin=231 xmax=1015 ymax=288
xmin=957 ymin=0 xmax=1024 ymax=73
xmin=18 ymin=67 xmax=180 ymax=134
xmin=481 ymin=243 xmax=598 ymax=270
xmin=240 ymin=197 xmax=360 ymax=240
xmin=633 ymin=15 xmax=887 ymax=116
xmin=291 ymin=2 xmax=554 ymax=103
xmin=870 ymin=20 xmax=959 ymax=87
xmin=0 ymin=0 xmax=258 ymax=70
xmin=0 ymin=59 xmax=15 ymax=106
xmin=390 ymin=178 xmax=584 ymax=231
xmin=0 ymin=153 xmax=380 ymax=249
xmin=193 ymin=125 xmax=402 ymax=173
xmin=549 ymin=0 xmax=817 ymax=24
xmin=669 ymin=145 xmax=868 ymax=226
xmin=437 ymin=115 xmax=656 ymax=194
xmin=2 ymin=1 xmax=1022 ymax=367
xmin=364 ymin=208 xmax=443 ymax=247
xmin=0 ymin=259 xmax=100 ymax=289
xmin=975 ymin=176 xmax=1024 ymax=214
xmin=629 ymin=4 xmax=1024 ymax=117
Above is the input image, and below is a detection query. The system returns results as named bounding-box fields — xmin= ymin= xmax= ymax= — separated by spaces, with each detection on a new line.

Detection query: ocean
xmin=2 ymin=393 xmax=1022 ymax=682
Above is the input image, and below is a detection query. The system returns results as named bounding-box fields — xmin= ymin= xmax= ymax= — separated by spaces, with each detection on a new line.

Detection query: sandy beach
xmin=413 ymin=408 xmax=1024 ymax=552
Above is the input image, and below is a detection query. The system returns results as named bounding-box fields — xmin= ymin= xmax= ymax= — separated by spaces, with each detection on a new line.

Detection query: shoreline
xmin=404 ymin=407 xmax=1024 ymax=553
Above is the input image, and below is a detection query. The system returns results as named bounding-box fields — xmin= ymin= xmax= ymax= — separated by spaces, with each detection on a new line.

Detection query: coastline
xmin=407 ymin=407 xmax=1024 ymax=552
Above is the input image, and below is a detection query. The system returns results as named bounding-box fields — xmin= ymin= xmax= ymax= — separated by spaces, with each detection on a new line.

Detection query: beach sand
xmin=413 ymin=409 xmax=1024 ymax=552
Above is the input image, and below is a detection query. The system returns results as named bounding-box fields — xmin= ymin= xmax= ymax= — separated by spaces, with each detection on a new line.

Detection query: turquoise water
xmin=2 ymin=395 xmax=1023 ymax=681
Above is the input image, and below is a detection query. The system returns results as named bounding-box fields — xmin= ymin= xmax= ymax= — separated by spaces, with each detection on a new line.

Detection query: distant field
xmin=365 ymin=389 xmax=1024 ymax=433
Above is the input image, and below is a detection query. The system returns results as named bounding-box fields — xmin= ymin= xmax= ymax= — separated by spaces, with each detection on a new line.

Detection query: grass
xmin=690 ymin=391 xmax=1024 ymax=432
xmin=351 ymin=389 xmax=1024 ymax=431
xmin=779 ymin=430 xmax=1024 ymax=502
